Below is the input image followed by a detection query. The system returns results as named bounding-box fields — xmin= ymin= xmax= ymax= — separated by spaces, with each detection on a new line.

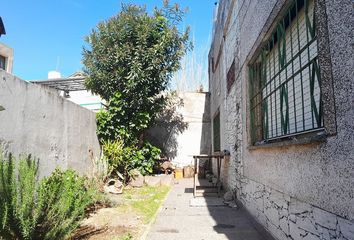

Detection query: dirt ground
xmin=72 ymin=185 xmax=170 ymax=240
xmin=73 ymin=207 xmax=143 ymax=240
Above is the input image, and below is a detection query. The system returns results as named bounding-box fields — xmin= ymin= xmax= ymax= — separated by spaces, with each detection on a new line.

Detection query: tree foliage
xmin=83 ymin=1 xmax=191 ymax=143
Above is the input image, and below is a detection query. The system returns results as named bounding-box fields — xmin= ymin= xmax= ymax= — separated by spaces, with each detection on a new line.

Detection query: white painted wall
xmin=66 ymin=90 xmax=103 ymax=112
xmin=172 ymin=92 xmax=211 ymax=167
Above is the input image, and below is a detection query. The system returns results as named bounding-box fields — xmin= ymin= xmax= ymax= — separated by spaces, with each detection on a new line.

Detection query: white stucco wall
xmin=65 ymin=90 xmax=103 ymax=112
xmin=209 ymin=0 xmax=354 ymax=239
xmin=147 ymin=92 xmax=211 ymax=168
xmin=0 ymin=70 xmax=100 ymax=177
xmin=173 ymin=92 xmax=211 ymax=167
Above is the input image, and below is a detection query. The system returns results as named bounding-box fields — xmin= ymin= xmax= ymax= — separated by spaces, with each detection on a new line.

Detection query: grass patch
xmin=112 ymin=233 xmax=133 ymax=240
xmin=118 ymin=185 xmax=170 ymax=224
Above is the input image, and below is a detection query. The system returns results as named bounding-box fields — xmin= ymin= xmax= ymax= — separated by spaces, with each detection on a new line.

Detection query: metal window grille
xmin=213 ymin=112 xmax=221 ymax=151
xmin=249 ymin=0 xmax=323 ymax=144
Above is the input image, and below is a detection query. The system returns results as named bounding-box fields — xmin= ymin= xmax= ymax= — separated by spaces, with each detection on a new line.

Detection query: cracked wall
xmin=209 ymin=0 xmax=354 ymax=239
xmin=238 ymin=177 xmax=354 ymax=240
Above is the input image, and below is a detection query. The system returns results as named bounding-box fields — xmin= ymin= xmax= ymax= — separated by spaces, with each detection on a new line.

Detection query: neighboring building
xmin=64 ymin=72 xmax=104 ymax=112
xmin=0 ymin=17 xmax=5 ymax=37
xmin=0 ymin=17 xmax=13 ymax=74
xmin=209 ymin=0 xmax=354 ymax=239
xmin=31 ymin=71 xmax=104 ymax=112
xmin=0 ymin=43 xmax=13 ymax=74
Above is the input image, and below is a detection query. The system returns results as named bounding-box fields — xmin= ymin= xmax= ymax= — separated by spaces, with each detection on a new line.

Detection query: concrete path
xmin=145 ymin=178 xmax=274 ymax=240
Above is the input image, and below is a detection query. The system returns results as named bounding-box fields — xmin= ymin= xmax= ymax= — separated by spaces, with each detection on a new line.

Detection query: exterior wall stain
xmin=0 ymin=70 xmax=100 ymax=177
xmin=209 ymin=0 xmax=354 ymax=239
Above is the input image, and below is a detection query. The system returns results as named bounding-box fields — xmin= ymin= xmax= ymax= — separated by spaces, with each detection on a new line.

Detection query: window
xmin=0 ymin=55 xmax=5 ymax=70
xmin=227 ymin=60 xmax=235 ymax=93
xmin=249 ymin=0 xmax=322 ymax=144
xmin=213 ymin=112 xmax=221 ymax=152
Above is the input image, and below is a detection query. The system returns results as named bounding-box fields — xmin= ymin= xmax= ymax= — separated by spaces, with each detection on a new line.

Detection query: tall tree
xmin=82 ymin=1 xmax=191 ymax=143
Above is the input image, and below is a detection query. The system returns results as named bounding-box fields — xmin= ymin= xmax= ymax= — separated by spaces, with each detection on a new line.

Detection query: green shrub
xmin=36 ymin=169 xmax=93 ymax=239
xmin=131 ymin=142 xmax=161 ymax=176
xmin=102 ymin=139 xmax=125 ymax=177
xmin=0 ymin=153 xmax=93 ymax=240
xmin=102 ymin=140 xmax=161 ymax=183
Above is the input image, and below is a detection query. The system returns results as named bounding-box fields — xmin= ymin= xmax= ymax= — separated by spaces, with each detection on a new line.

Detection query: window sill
xmin=248 ymin=129 xmax=327 ymax=150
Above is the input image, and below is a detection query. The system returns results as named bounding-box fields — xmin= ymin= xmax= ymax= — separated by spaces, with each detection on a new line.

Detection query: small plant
xmin=102 ymin=140 xmax=161 ymax=183
xmin=37 ymin=169 xmax=93 ymax=239
xmin=118 ymin=233 xmax=133 ymax=240
xmin=102 ymin=139 xmax=125 ymax=176
xmin=131 ymin=142 xmax=161 ymax=176
xmin=0 ymin=152 xmax=93 ymax=240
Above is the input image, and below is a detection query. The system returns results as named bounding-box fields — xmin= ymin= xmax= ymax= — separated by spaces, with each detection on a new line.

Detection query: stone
xmin=223 ymin=191 xmax=234 ymax=202
xmin=313 ymin=207 xmax=336 ymax=230
xmin=269 ymin=190 xmax=289 ymax=209
xmin=160 ymin=161 xmax=175 ymax=174
xmin=129 ymin=171 xmax=144 ymax=188
xmin=337 ymin=217 xmax=354 ymax=240
xmin=290 ymin=221 xmax=308 ymax=240
xmin=264 ymin=206 xmax=280 ymax=227
xmin=255 ymin=195 xmax=264 ymax=211
xmin=103 ymin=179 xmax=123 ymax=194
xmin=289 ymin=200 xmax=312 ymax=214
xmin=144 ymin=176 xmax=161 ymax=187
xmin=302 ymin=233 xmax=321 ymax=240
xmin=267 ymin=221 xmax=289 ymax=240
xmin=295 ymin=215 xmax=318 ymax=235
xmin=228 ymin=202 xmax=238 ymax=208
xmin=279 ymin=216 xmax=289 ymax=235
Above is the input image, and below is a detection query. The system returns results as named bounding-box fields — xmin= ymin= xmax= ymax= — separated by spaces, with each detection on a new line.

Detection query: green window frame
xmin=249 ymin=0 xmax=323 ymax=145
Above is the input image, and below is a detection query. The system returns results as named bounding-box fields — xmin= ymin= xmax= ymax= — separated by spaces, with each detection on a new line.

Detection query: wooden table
xmin=192 ymin=154 xmax=224 ymax=198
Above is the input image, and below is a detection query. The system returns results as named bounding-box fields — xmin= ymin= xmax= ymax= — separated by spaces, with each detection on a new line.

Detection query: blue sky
xmin=1 ymin=0 xmax=215 ymax=81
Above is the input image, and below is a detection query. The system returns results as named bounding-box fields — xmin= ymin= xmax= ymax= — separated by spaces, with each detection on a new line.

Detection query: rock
xmin=160 ymin=175 xmax=174 ymax=186
xmin=224 ymin=191 xmax=234 ymax=202
xmin=160 ymin=161 xmax=175 ymax=174
xmin=104 ymin=179 xmax=123 ymax=194
xmin=337 ymin=217 xmax=354 ymax=240
xmin=129 ymin=171 xmax=144 ymax=188
xmin=229 ymin=202 xmax=238 ymax=208
xmin=144 ymin=176 xmax=161 ymax=186
xmin=224 ymin=201 xmax=238 ymax=208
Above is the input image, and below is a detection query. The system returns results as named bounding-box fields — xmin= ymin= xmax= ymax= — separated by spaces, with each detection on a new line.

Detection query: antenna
xmin=55 ymin=56 xmax=60 ymax=71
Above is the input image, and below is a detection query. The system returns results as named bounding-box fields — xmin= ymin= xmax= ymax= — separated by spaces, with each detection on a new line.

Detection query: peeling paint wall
xmin=209 ymin=0 xmax=354 ymax=239
xmin=0 ymin=70 xmax=100 ymax=177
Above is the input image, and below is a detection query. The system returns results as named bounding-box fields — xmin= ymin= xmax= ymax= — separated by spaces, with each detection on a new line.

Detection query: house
xmin=0 ymin=17 xmax=13 ymax=74
xmin=31 ymin=71 xmax=104 ymax=112
xmin=209 ymin=0 xmax=354 ymax=239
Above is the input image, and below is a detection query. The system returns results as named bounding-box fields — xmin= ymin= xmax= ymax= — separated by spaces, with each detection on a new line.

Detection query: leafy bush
xmin=131 ymin=143 xmax=161 ymax=176
xmin=96 ymin=92 xmax=153 ymax=145
xmin=37 ymin=169 xmax=93 ymax=239
xmin=102 ymin=141 xmax=161 ymax=183
xmin=0 ymin=153 xmax=93 ymax=240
